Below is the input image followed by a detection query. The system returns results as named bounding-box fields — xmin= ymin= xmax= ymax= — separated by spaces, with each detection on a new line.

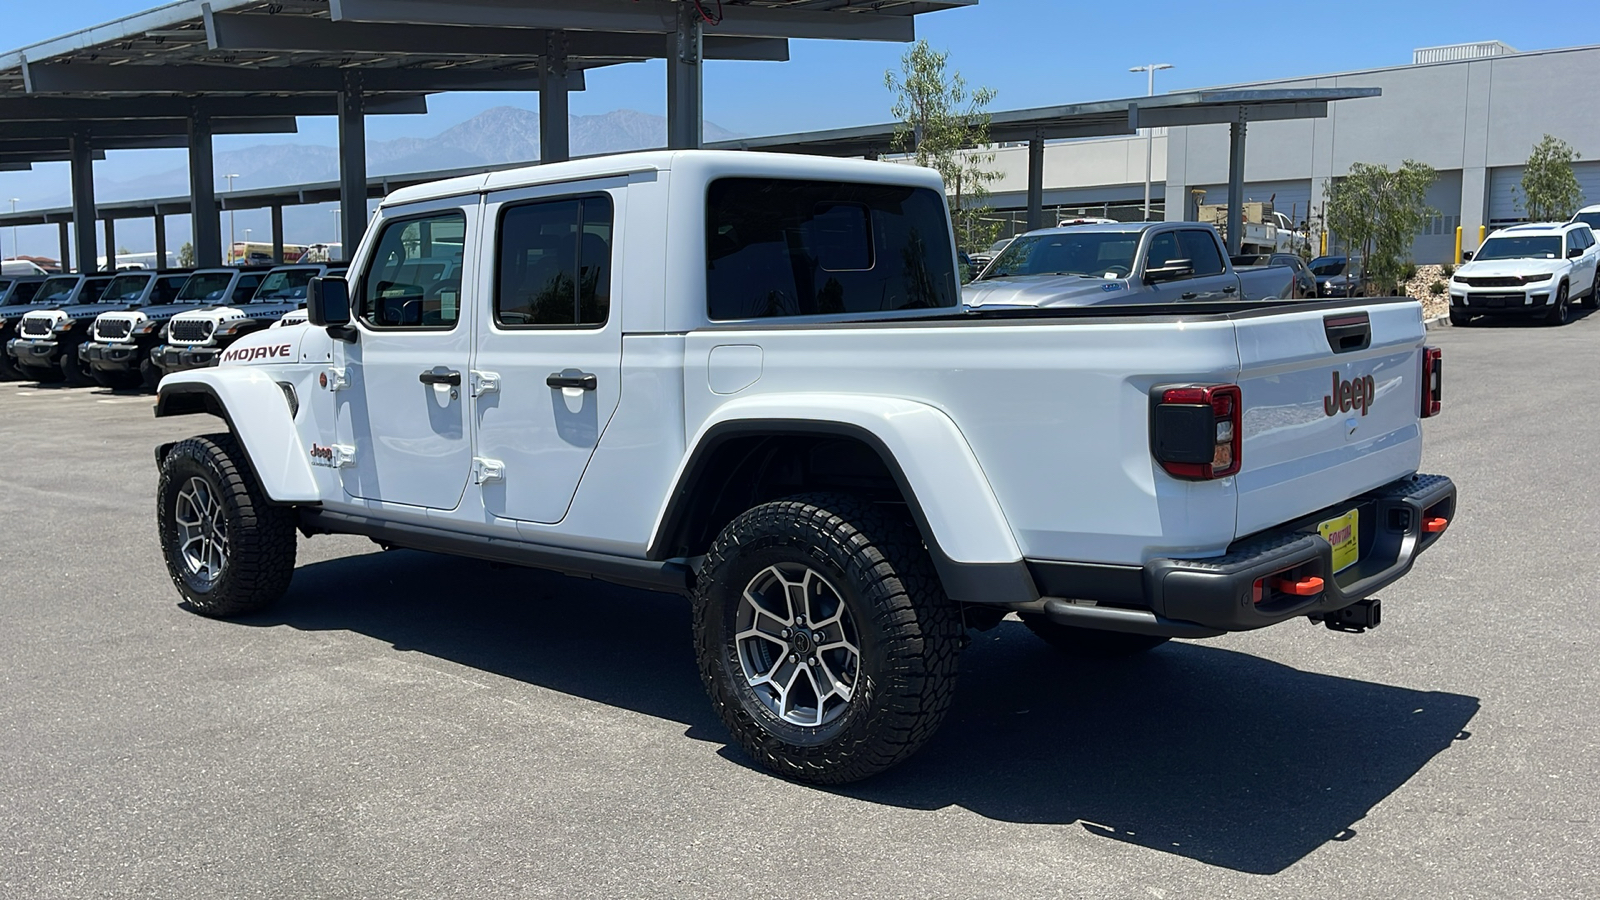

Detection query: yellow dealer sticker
xmin=1318 ymin=509 xmax=1360 ymax=574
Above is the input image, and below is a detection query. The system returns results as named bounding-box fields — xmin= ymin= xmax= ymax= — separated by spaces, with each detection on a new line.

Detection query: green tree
xmin=885 ymin=40 xmax=1002 ymax=253
xmin=1516 ymin=134 xmax=1584 ymax=222
xmin=1324 ymin=160 xmax=1437 ymax=295
xmin=177 ymin=241 xmax=195 ymax=267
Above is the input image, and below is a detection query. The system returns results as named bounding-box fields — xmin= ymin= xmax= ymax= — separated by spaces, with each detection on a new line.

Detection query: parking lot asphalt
xmin=1 ymin=312 xmax=1596 ymax=899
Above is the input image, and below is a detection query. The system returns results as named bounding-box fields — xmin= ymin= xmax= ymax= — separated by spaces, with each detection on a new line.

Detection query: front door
xmin=337 ymin=203 xmax=477 ymax=510
xmin=472 ymin=180 xmax=625 ymax=525
xmin=1142 ymin=228 xmax=1238 ymax=302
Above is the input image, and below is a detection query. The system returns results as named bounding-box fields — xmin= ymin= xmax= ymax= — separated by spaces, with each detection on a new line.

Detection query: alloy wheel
xmin=174 ymin=476 xmax=229 ymax=588
xmin=735 ymin=563 xmax=861 ymax=727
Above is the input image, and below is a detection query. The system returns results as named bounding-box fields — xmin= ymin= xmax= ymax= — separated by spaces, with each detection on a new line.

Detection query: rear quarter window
xmin=706 ymin=178 xmax=958 ymax=321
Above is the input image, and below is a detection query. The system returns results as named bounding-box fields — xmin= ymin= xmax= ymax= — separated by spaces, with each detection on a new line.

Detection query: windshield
xmin=34 ymin=277 xmax=80 ymax=304
xmin=176 ymin=272 xmax=235 ymax=303
xmin=1573 ymin=213 xmax=1600 ymax=232
xmin=252 ymin=268 xmax=318 ymax=301
xmin=979 ymin=232 xmax=1138 ymax=279
xmin=100 ymin=274 xmax=152 ymax=304
xmin=1309 ymin=257 xmax=1349 ymax=277
xmin=1475 ymin=236 xmax=1561 ymax=261
xmin=4 ymin=280 xmax=43 ymax=306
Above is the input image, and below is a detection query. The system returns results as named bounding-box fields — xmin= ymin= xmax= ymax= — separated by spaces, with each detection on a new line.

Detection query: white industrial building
xmin=983 ymin=41 xmax=1600 ymax=262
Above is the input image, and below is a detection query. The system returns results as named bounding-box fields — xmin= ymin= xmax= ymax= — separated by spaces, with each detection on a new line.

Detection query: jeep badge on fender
xmin=1325 ymin=371 xmax=1376 ymax=417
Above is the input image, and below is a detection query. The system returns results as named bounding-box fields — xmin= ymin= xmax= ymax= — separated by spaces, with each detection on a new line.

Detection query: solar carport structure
xmin=0 ymin=0 xmax=970 ymax=272
xmin=716 ymin=87 xmax=1383 ymax=255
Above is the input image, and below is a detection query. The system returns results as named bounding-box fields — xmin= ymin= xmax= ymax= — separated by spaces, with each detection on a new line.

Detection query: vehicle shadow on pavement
xmin=253 ymin=548 xmax=1478 ymax=877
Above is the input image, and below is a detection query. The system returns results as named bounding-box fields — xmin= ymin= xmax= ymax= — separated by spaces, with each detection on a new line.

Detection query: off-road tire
xmin=693 ymin=492 xmax=963 ymax=785
xmin=1018 ymin=615 xmax=1171 ymax=658
xmin=58 ymin=345 xmax=93 ymax=386
xmin=1544 ymin=282 xmax=1571 ymax=326
xmin=157 ymin=433 xmax=297 ymax=617
xmin=140 ymin=357 xmax=163 ymax=391
xmin=0 ymin=347 xmax=22 ymax=380
xmin=1584 ymin=269 xmax=1600 ymax=309
xmin=90 ymin=368 xmax=140 ymax=390
xmin=1448 ymin=310 xmax=1471 ymax=327
xmin=15 ymin=362 xmax=61 ymax=383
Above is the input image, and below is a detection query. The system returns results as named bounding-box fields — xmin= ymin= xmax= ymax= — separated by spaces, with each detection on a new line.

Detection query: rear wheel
xmin=1543 ymin=282 xmax=1571 ymax=326
xmin=1585 ymin=269 xmax=1600 ymax=309
xmin=693 ymin=493 xmax=962 ymax=784
xmin=1019 ymin=615 xmax=1171 ymax=658
xmin=157 ymin=433 xmax=297 ymax=617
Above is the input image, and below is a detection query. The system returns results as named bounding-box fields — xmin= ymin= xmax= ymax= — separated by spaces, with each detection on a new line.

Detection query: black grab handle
xmin=547 ymin=372 xmax=598 ymax=391
xmin=418 ymin=369 xmax=462 ymax=386
xmin=1324 ymin=312 xmax=1372 ymax=354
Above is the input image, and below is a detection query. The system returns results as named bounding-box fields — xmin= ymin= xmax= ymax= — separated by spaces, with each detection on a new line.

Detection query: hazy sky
xmin=0 ymin=1 xmax=1571 ymax=254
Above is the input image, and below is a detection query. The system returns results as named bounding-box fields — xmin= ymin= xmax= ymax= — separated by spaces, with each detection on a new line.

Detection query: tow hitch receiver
xmin=1311 ymin=598 xmax=1382 ymax=633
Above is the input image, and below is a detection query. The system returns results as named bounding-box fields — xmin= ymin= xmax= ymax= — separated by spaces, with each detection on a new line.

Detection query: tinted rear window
xmin=706 ymin=178 xmax=958 ymax=320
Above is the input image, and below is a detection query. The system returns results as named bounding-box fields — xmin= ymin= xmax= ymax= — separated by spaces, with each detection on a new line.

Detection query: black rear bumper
xmin=1031 ymin=473 xmax=1457 ymax=638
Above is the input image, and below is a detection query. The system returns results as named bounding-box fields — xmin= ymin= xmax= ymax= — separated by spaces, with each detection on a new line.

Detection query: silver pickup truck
xmin=965 ymin=221 xmax=1295 ymax=308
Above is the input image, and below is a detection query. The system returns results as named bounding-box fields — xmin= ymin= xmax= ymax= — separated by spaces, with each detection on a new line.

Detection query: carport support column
xmin=667 ymin=3 xmax=703 ymax=150
xmin=57 ymin=222 xmax=71 ymax=272
xmin=103 ymin=218 xmax=116 ymax=271
xmin=69 ymin=131 xmax=97 ymax=273
xmin=154 ymin=214 xmax=167 ymax=268
xmin=1225 ymin=117 xmax=1247 ymax=258
xmin=1026 ymin=131 xmax=1045 ymax=232
xmin=540 ymin=31 xmax=571 ymax=163
xmin=338 ymin=71 xmax=367 ymax=263
xmin=270 ymin=204 xmax=284 ymax=264
xmin=187 ymin=113 xmax=222 ymax=268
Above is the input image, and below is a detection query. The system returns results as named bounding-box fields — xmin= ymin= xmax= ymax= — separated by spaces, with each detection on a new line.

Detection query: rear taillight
xmin=1421 ymin=346 xmax=1442 ymax=418
xmin=1151 ymin=384 xmax=1242 ymax=480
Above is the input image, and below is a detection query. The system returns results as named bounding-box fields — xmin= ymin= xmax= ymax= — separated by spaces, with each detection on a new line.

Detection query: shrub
xmin=1401 ymin=262 xmax=1418 ymax=282
xmin=1441 ymin=263 xmax=1455 ymax=278
xmin=1428 ymin=280 xmax=1446 ymax=296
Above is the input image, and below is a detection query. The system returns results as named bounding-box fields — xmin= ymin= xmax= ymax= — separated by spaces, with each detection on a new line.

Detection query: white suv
xmin=1450 ymin=221 xmax=1599 ymax=326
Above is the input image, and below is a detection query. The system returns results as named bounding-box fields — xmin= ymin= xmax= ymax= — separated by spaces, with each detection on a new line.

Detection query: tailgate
xmin=1232 ymin=300 xmax=1425 ymax=538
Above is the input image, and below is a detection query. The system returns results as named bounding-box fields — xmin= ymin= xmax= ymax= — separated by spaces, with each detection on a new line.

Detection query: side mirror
xmin=307 ymin=276 xmax=356 ymax=342
xmin=1461 ymin=251 xmax=1474 ymax=261
xmin=1569 ymin=247 xmax=1584 ymax=259
xmin=1144 ymin=259 xmax=1195 ymax=284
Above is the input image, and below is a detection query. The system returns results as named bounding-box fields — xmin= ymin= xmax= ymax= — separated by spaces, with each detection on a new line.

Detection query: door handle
xmin=547 ymin=371 xmax=598 ymax=391
xmin=418 ymin=368 xmax=462 ymax=386
xmin=1222 ymin=285 xmax=1238 ymax=294
xmin=1181 ymin=292 xmax=1198 ymax=300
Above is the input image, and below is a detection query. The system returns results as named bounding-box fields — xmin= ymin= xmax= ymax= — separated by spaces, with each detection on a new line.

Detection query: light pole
xmin=8 ymin=198 xmax=18 ymax=262
xmin=223 ymin=173 xmax=240 ymax=263
xmin=1130 ymin=63 xmax=1173 ymax=221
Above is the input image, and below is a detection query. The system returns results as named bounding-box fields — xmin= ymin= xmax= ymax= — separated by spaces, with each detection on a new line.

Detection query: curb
xmin=1423 ymin=314 xmax=1449 ymax=329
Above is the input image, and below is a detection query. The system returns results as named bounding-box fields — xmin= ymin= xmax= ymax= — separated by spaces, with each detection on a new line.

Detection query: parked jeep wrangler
xmin=0 ymin=274 xmax=51 ymax=380
xmin=149 ymin=265 xmax=320 ymax=377
xmin=7 ymin=273 xmax=117 ymax=383
xmin=78 ymin=269 xmax=193 ymax=389
xmin=153 ymin=151 xmax=1455 ymax=783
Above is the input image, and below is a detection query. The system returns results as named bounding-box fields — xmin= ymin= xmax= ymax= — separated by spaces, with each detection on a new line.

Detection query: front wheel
xmin=157 ymin=433 xmax=297 ymax=617
xmin=1449 ymin=310 xmax=1471 ymax=327
xmin=693 ymin=493 xmax=962 ymax=784
xmin=1544 ymin=282 xmax=1571 ymax=326
xmin=59 ymin=345 xmax=93 ymax=386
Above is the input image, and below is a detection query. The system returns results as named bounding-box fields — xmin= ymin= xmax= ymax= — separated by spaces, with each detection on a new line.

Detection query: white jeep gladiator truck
xmin=151 ymin=150 xmax=1455 ymax=784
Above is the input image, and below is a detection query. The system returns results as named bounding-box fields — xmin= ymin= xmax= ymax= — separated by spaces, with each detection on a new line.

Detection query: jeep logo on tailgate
xmin=1324 ymin=371 xmax=1376 ymax=417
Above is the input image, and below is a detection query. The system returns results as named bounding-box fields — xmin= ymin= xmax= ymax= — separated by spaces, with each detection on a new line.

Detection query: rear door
xmin=471 ymin=178 xmax=625 ymax=525
xmin=1231 ymin=300 xmax=1424 ymax=538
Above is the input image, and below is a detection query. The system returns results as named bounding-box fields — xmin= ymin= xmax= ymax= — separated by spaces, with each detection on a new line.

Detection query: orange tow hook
xmin=1272 ymin=575 xmax=1326 ymax=597
xmin=1423 ymin=517 xmax=1449 ymax=534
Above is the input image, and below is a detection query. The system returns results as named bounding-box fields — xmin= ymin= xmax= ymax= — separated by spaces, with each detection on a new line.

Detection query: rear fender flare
xmin=154 ymin=369 xmax=319 ymax=504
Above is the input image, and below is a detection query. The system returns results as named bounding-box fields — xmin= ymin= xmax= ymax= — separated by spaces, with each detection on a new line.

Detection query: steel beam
xmin=667 ymin=4 xmax=702 ymax=150
xmin=0 ymin=163 xmax=33 ymax=172
xmin=104 ymin=218 xmax=116 ymax=271
xmin=540 ymin=31 xmax=570 ymax=163
xmin=329 ymin=0 xmax=913 ymax=40
xmin=154 ymin=214 xmax=167 ymax=268
xmin=339 ymin=72 xmax=368 ymax=263
xmin=188 ymin=115 xmax=222 ymax=268
xmin=1132 ymin=102 xmax=1327 ymax=130
xmin=271 ymin=205 xmax=284 ymax=264
xmin=0 ymin=95 xmax=427 ymax=121
xmin=24 ymin=63 xmax=573 ymax=95
xmin=70 ymin=133 xmax=97 ymax=274
xmin=1226 ymin=120 xmax=1247 ymax=258
xmin=0 ymin=118 xmax=299 ymax=140
xmin=58 ymin=222 xmax=71 ymax=272
xmin=1026 ymin=132 xmax=1044 ymax=233
xmin=206 ymin=10 xmax=787 ymax=60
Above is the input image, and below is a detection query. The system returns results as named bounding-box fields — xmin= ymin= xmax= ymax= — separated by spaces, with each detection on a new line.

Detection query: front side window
xmin=152 ymin=276 xmax=187 ymax=304
xmin=495 ymin=195 xmax=612 ymax=327
xmin=80 ymin=278 xmax=113 ymax=303
xmin=177 ymin=272 xmax=234 ymax=303
xmin=707 ymin=178 xmax=958 ymax=320
xmin=101 ymin=274 xmax=152 ymax=304
xmin=232 ymin=274 xmax=265 ymax=304
xmin=1179 ymin=230 xmax=1226 ymax=276
xmin=362 ymin=211 xmax=467 ymax=329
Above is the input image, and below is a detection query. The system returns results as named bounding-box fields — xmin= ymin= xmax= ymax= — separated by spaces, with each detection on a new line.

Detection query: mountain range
xmin=5 ymin=107 xmax=741 ymax=256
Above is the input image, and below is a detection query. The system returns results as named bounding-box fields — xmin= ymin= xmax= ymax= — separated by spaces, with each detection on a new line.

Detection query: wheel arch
xmin=649 ymin=399 xmax=1037 ymax=606
xmin=154 ymin=371 xmax=321 ymax=504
